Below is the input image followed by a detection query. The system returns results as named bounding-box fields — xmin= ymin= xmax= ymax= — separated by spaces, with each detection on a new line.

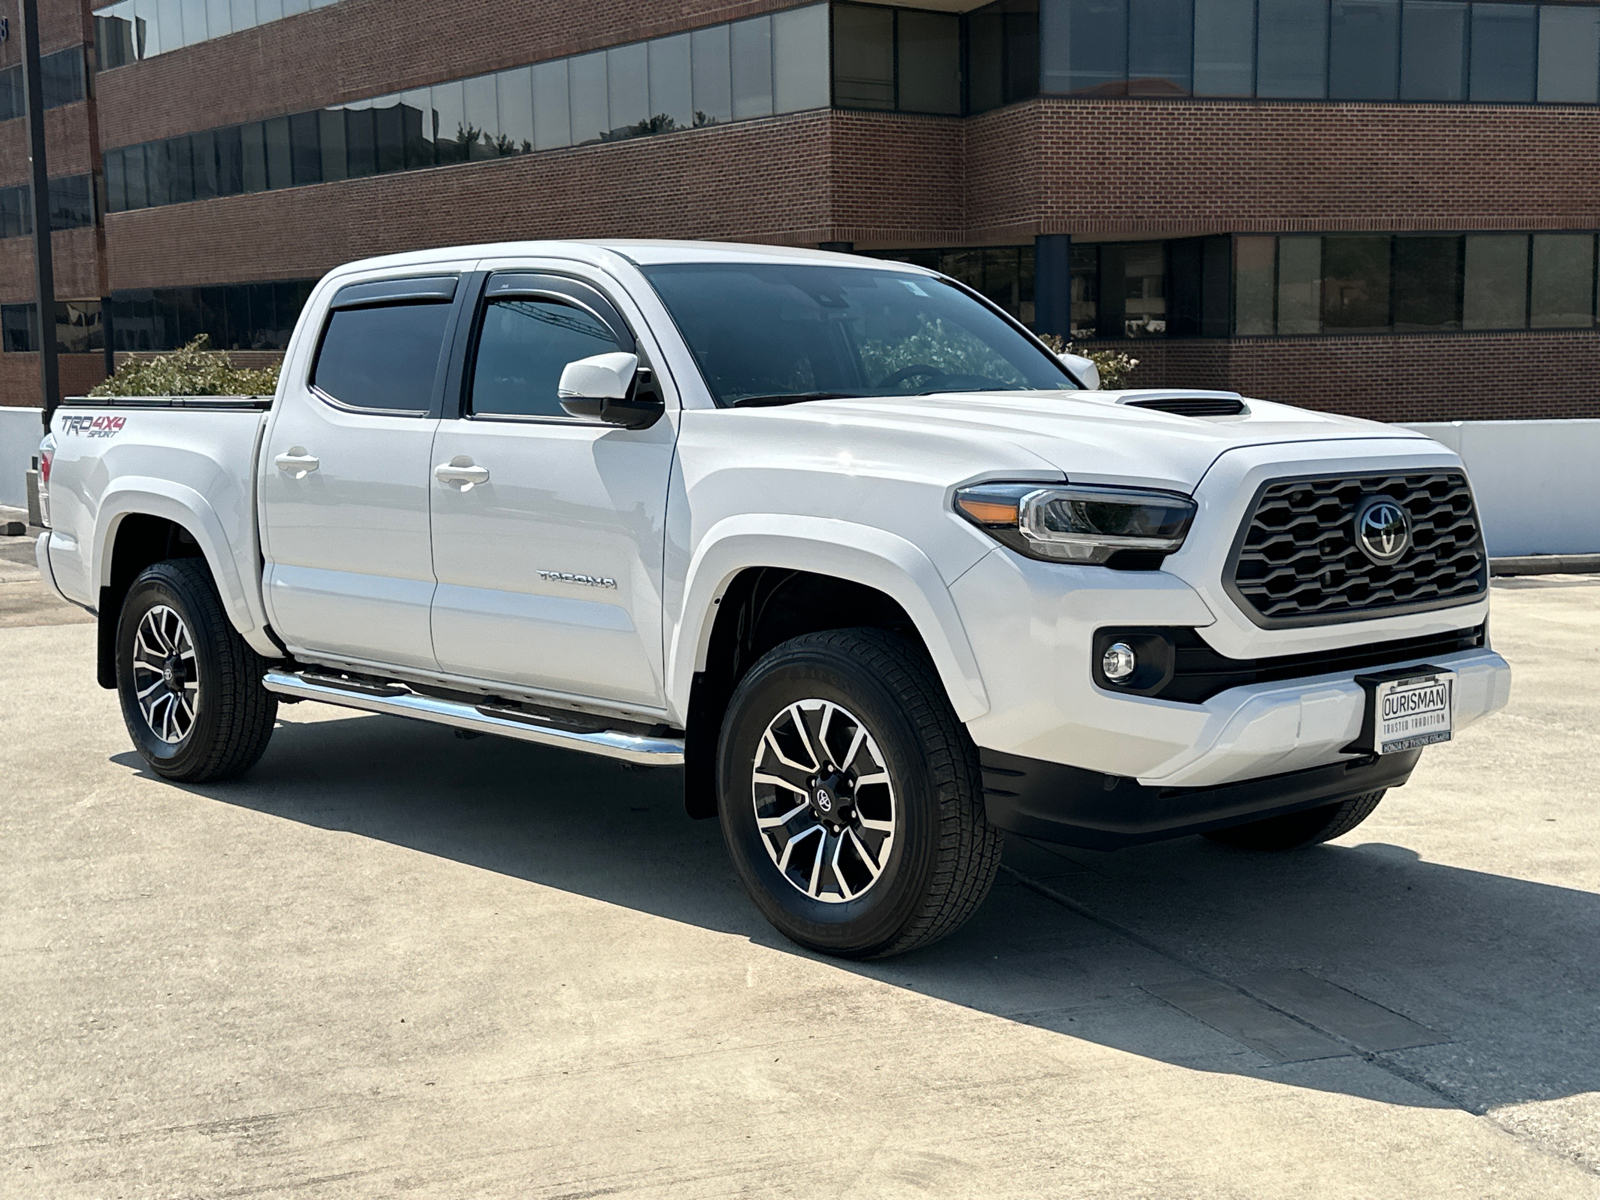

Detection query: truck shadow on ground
xmin=121 ymin=707 xmax=1600 ymax=1116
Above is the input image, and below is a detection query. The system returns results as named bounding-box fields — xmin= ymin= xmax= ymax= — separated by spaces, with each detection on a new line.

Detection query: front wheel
xmin=717 ymin=628 xmax=1003 ymax=959
xmin=116 ymin=559 xmax=277 ymax=782
xmin=1202 ymin=789 xmax=1387 ymax=851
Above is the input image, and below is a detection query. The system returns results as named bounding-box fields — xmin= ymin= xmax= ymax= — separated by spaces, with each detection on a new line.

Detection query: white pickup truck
xmin=37 ymin=240 xmax=1511 ymax=958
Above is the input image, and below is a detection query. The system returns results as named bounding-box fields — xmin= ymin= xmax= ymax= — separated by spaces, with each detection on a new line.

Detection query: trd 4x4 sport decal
xmin=60 ymin=415 xmax=127 ymax=438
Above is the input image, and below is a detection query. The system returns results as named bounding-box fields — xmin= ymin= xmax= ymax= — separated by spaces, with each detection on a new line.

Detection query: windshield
xmin=638 ymin=262 xmax=1080 ymax=406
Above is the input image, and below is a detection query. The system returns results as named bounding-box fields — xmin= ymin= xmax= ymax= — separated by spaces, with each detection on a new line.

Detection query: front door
xmin=428 ymin=272 xmax=676 ymax=712
xmin=260 ymin=277 xmax=461 ymax=672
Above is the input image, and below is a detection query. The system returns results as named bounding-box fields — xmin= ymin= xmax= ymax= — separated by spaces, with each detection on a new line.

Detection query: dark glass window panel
xmin=1277 ymin=236 xmax=1322 ymax=334
xmin=170 ymin=287 xmax=203 ymax=346
xmin=180 ymin=0 xmax=208 ymax=45
xmin=1094 ymin=243 xmax=1127 ymax=336
xmin=982 ymin=247 xmax=1023 ymax=316
xmin=1469 ymin=4 xmax=1537 ymax=102
xmin=470 ymin=297 xmax=624 ymax=418
xmin=570 ymin=51 xmax=610 ymax=144
xmin=1168 ymin=237 xmax=1205 ymax=335
xmin=969 ymin=6 xmax=1006 ymax=110
xmin=97 ymin=11 xmax=138 ymax=70
xmin=834 ymin=4 xmax=896 ymax=109
xmin=1129 ymin=0 xmax=1193 ymax=95
xmin=428 ymin=83 xmax=461 ymax=165
xmin=245 ymin=283 xmax=275 ymax=348
xmin=124 ymin=143 xmax=149 ymax=210
xmin=1121 ymin=242 xmax=1166 ymax=337
xmin=56 ymin=300 xmax=103 ymax=355
xmin=1400 ymin=0 xmax=1467 ymax=100
xmin=166 ymin=136 xmax=195 ymax=204
xmin=344 ymin=105 xmax=378 ymax=178
xmin=533 ymin=60 xmax=573 ymax=147
xmin=1393 ymin=235 xmax=1462 ymax=330
xmin=145 ymin=138 xmax=171 ymax=207
xmin=899 ymin=11 xmax=963 ymax=113
xmin=2 ymin=304 xmax=40 ymax=353
xmin=497 ymin=67 xmax=535 ymax=153
xmin=731 ymin=15 xmax=774 ymax=118
xmin=1004 ymin=0 xmax=1041 ymax=101
xmin=241 ymin=121 xmax=268 ymax=192
xmin=289 ymin=110 xmax=322 ymax=185
xmin=191 ymin=129 xmax=219 ymax=200
xmin=1321 ymin=236 xmax=1391 ymax=332
xmin=606 ymin=43 xmax=650 ymax=138
xmin=1041 ymin=0 xmax=1127 ymax=96
xmin=374 ymin=100 xmax=410 ymax=173
xmin=1530 ymin=233 xmax=1596 ymax=328
xmin=463 ymin=73 xmax=501 ymax=157
xmin=1257 ymin=0 xmax=1328 ymax=97
xmin=648 ymin=34 xmax=694 ymax=130
xmin=215 ymin=125 xmax=244 ymax=196
xmin=40 ymin=48 xmax=86 ymax=109
xmin=196 ymin=286 xmax=227 ymax=349
xmin=0 ymin=67 xmax=21 ymax=122
xmin=47 ymin=175 xmax=95 ymax=230
xmin=1200 ymin=236 xmax=1232 ymax=336
xmin=312 ymin=301 xmax=453 ymax=412
xmin=223 ymin=285 xmax=251 ymax=350
xmin=1538 ymin=6 xmax=1600 ymax=104
xmin=272 ymin=280 xmax=303 ymax=349
xmin=1463 ymin=234 xmax=1529 ymax=329
xmin=104 ymin=150 xmax=128 ymax=215
xmin=395 ymin=90 xmax=432 ymax=167
xmin=1070 ymin=243 xmax=1099 ymax=338
xmin=942 ymin=248 xmax=985 ymax=290
xmin=263 ymin=115 xmax=292 ymax=189
xmin=773 ymin=3 xmax=831 ymax=111
xmin=0 ymin=188 xmax=27 ymax=239
xmin=318 ymin=109 xmax=347 ymax=181
xmin=690 ymin=25 xmax=732 ymax=124
xmin=1330 ymin=0 xmax=1399 ymax=99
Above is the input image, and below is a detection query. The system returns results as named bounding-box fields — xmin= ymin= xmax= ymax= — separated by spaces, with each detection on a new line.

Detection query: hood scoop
xmin=1116 ymin=391 xmax=1249 ymax=418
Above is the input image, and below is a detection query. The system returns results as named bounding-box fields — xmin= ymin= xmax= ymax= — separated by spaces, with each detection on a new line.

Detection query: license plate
xmin=1370 ymin=671 xmax=1454 ymax=754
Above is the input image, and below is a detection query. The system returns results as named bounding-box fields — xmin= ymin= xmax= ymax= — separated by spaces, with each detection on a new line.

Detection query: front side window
xmin=312 ymin=301 xmax=452 ymax=412
xmin=470 ymin=297 xmax=624 ymax=419
xmin=640 ymin=263 xmax=1077 ymax=406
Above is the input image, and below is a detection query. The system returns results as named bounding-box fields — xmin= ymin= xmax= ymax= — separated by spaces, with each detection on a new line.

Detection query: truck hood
xmin=780 ymin=389 xmax=1434 ymax=492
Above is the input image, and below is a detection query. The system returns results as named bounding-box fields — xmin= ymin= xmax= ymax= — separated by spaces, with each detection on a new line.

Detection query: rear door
xmin=427 ymin=270 xmax=677 ymax=711
xmin=259 ymin=275 xmax=465 ymax=672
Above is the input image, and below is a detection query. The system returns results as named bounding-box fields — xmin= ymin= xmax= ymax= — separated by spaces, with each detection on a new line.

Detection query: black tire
xmin=116 ymin=559 xmax=277 ymax=783
xmin=1202 ymin=789 xmax=1387 ymax=851
xmin=717 ymin=628 xmax=1003 ymax=959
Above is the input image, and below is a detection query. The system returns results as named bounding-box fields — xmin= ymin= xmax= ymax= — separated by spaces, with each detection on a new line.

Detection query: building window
xmin=102 ymin=5 xmax=831 ymax=214
xmin=834 ymin=3 xmax=962 ymax=113
xmin=1330 ymin=0 xmax=1400 ymax=100
xmin=94 ymin=0 xmax=341 ymax=70
xmin=107 ymin=280 xmax=316 ymax=352
xmin=970 ymin=0 xmax=1041 ymax=111
xmin=0 ymin=47 xmax=87 ymax=122
xmin=1469 ymin=4 xmax=1537 ymax=101
xmin=1536 ymin=5 xmax=1600 ymax=104
xmin=1401 ymin=0 xmax=1469 ymax=100
xmin=0 ymin=301 xmax=104 ymax=354
xmin=0 ymin=174 xmax=99 ymax=238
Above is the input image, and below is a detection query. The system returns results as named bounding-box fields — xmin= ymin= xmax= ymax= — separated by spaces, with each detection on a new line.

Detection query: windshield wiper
xmin=728 ymin=391 xmax=855 ymax=408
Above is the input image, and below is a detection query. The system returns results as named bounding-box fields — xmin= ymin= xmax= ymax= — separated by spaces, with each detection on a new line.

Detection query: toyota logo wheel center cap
xmin=1355 ymin=496 xmax=1412 ymax=565
xmin=808 ymin=771 xmax=853 ymax=826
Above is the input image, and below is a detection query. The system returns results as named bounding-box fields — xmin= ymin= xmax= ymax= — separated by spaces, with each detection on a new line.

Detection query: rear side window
xmin=312 ymin=302 xmax=453 ymax=413
xmin=470 ymin=297 xmax=625 ymax=418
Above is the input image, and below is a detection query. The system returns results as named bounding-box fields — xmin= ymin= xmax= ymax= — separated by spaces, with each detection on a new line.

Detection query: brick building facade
xmin=2 ymin=0 xmax=1598 ymax=420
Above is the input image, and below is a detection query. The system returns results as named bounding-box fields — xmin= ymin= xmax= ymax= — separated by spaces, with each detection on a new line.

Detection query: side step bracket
xmin=262 ymin=670 xmax=684 ymax=766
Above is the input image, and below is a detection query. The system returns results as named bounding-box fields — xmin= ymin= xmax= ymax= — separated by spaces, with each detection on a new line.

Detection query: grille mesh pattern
xmin=1229 ymin=472 xmax=1487 ymax=625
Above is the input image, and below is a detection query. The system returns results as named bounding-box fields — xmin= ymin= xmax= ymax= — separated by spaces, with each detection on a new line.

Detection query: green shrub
xmin=1036 ymin=333 xmax=1141 ymax=391
xmin=89 ymin=335 xmax=281 ymax=398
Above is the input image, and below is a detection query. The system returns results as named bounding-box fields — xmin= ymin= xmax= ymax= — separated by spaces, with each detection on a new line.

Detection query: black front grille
xmin=1227 ymin=471 xmax=1488 ymax=627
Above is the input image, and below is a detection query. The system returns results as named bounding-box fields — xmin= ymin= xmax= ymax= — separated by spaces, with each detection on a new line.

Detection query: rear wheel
xmin=717 ymin=628 xmax=1003 ymax=959
xmin=116 ymin=559 xmax=277 ymax=782
xmin=1202 ymin=789 xmax=1386 ymax=851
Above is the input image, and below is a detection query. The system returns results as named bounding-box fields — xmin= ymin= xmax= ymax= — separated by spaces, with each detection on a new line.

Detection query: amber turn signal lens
xmin=956 ymin=497 xmax=1020 ymax=525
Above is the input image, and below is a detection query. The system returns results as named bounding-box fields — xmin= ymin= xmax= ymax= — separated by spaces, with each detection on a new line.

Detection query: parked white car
xmin=36 ymin=240 xmax=1510 ymax=957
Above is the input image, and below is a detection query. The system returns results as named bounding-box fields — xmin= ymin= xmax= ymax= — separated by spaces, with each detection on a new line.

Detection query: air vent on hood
xmin=1122 ymin=393 xmax=1248 ymax=417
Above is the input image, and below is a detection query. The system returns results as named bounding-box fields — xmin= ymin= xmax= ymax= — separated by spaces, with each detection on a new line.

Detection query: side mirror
xmin=1057 ymin=351 xmax=1100 ymax=391
xmin=557 ymin=352 xmax=665 ymax=428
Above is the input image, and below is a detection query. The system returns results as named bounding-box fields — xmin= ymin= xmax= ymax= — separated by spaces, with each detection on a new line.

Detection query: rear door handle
xmin=274 ymin=448 xmax=319 ymax=478
xmin=435 ymin=458 xmax=490 ymax=488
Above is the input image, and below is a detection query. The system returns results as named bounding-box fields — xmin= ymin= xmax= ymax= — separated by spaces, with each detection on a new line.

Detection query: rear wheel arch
xmin=96 ymin=513 xmax=208 ymax=689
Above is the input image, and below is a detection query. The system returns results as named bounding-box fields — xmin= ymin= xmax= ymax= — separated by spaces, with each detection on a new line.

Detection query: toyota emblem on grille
xmin=1355 ymin=497 xmax=1412 ymax=565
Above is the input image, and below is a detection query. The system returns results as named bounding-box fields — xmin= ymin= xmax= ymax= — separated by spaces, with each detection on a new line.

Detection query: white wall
xmin=1406 ymin=420 xmax=1600 ymax=557
xmin=0 ymin=407 xmax=44 ymax=509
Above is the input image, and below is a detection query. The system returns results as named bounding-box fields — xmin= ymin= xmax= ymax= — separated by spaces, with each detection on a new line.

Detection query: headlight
xmin=954 ymin=481 xmax=1196 ymax=565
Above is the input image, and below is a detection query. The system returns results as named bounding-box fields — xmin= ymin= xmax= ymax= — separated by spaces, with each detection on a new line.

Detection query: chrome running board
xmin=262 ymin=670 xmax=684 ymax=766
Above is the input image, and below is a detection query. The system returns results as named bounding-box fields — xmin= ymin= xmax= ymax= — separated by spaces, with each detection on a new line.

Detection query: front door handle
xmin=435 ymin=457 xmax=490 ymax=489
xmin=274 ymin=448 xmax=319 ymax=478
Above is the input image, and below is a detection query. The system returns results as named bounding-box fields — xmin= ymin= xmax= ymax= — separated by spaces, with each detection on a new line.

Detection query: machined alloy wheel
xmin=718 ymin=628 xmax=1004 ymax=959
xmin=752 ymin=699 xmax=896 ymax=903
xmin=130 ymin=604 xmax=200 ymax=744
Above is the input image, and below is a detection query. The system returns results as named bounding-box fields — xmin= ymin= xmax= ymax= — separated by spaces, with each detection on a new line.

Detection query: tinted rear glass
xmin=639 ymin=262 xmax=1077 ymax=406
xmin=312 ymin=301 xmax=453 ymax=412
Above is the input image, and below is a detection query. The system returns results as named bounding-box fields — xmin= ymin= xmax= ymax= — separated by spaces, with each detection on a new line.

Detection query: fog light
xmin=1102 ymin=642 xmax=1138 ymax=683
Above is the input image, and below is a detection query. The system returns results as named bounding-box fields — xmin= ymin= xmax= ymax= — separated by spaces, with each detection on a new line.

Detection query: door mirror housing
xmin=557 ymin=352 xmax=664 ymax=428
xmin=1057 ymin=351 xmax=1101 ymax=391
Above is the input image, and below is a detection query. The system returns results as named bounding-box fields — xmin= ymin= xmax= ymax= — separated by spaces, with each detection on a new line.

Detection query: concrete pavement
xmin=2 ymin=551 xmax=1597 ymax=1198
